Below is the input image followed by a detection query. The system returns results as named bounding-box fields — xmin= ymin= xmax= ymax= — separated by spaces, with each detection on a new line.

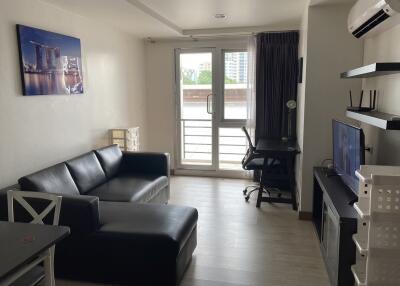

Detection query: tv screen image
xmin=332 ymin=120 xmax=365 ymax=194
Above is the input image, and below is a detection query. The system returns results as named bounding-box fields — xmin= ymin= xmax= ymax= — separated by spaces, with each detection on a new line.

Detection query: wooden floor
xmin=59 ymin=176 xmax=330 ymax=286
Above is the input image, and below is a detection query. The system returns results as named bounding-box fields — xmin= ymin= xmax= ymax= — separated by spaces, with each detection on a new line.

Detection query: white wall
xmin=362 ymin=25 xmax=400 ymax=165
xmin=0 ymin=0 xmax=147 ymax=188
xmin=296 ymin=3 xmax=363 ymax=212
xmin=145 ymin=38 xmax=247 ymax=169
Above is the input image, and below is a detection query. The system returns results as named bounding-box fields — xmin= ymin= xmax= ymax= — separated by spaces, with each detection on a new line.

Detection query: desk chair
xmin=6 ymin=190 xmax=62 ymax=286
xmin=241 ymin=127 xmax=266 ymax=201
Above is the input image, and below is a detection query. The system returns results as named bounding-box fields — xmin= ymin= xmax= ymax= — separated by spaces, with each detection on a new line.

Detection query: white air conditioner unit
xmin=348 ymin=0 xmax=400 ymax=38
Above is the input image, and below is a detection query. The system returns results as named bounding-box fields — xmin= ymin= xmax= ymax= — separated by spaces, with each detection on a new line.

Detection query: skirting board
xmin=171 ymin=169 xmax=251 ymax=179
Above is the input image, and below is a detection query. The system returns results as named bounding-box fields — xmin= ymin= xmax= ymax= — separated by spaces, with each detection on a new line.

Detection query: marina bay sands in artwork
xmin=17 ymin=25 xmax=84 ymax=95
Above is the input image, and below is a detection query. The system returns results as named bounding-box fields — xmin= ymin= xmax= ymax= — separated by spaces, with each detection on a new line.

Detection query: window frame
xmin=218 ymin=48 xmax=249 ymax=127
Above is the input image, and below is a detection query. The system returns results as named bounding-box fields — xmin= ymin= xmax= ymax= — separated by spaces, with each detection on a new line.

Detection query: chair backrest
xmin=7 ymin=190 xmax=62 ymax=226
xmin=241 ymin=126 xmax=258 ymax=168
xmin=241 ymin=126 xmax=254 ymax=151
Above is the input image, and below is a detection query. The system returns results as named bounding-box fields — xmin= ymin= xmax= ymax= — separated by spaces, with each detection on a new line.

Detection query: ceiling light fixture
xmin=215 ymin=13 xmax=226 ymax=19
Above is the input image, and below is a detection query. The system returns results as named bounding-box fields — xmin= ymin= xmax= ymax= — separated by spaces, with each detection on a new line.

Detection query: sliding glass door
xmin=176 ymin=49 xmax=216 ymax=170
xmin=175 ymin=48 xmax=249 ymax=172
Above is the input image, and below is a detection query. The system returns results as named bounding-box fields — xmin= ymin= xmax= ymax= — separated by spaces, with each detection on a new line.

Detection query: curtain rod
xmin=187 ymin=29 xmax=299 ymax=39
xmin=189 ymin=29 xmax=298 ymax=37
xmin=257 ymin=29 xmax=299 ymax=33
xmin=146 ymin=30 xmax=299 ymax=43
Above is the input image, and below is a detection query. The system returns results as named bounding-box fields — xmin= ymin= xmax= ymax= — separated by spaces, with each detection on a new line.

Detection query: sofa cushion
xmin=18 ymin=163 xmax=80 ymax=195
xmin=94 ymin=145 xmax=122 ymax=179
xmin=88 ymin=174 xmax=168 ymax=203
xmin=98 ymin=202 xmax=198 ymax=254
xmin=66 ymin=152 xmax=107 ymax=194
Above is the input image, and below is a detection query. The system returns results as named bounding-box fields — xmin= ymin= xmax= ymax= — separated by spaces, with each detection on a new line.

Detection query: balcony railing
xmin=181 ymin=119 xmax=247 ymax=170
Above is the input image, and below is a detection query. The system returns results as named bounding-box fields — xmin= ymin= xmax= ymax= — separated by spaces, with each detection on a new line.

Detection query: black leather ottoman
xmin=55 ymin=202 xmax=198 ymax=286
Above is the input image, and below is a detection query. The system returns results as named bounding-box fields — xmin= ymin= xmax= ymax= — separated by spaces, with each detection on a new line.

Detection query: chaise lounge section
xmin=0 ymin=145 xmax=198 ymax=286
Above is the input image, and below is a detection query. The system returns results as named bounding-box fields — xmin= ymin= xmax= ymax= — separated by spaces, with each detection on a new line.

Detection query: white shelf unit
xmin=352 ymin=165 xmax=400 ymax=286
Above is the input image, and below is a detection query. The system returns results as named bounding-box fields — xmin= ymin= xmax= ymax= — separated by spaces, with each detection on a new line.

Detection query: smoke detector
xmin=215 ymin=14 xmax=226 ymax=19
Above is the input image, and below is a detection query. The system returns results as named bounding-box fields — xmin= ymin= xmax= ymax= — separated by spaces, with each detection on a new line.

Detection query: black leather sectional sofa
xmin=0 ymin=145 xmax=198 ymax=286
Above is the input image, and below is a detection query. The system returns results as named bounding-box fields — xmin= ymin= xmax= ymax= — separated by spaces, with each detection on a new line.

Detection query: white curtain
xmin=246 ymin=35 xmax=257 ymax=144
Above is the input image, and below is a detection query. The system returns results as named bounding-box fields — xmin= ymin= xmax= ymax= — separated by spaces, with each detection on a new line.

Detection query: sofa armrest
xmin=120 ymin=152 xmax=170 ymax=177
xmin=59 ymin=195 xmax=100 ymax=235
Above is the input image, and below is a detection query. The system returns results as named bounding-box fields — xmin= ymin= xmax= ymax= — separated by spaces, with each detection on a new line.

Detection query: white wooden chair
xmin=6 ymin=190 xmax=62 ymax=286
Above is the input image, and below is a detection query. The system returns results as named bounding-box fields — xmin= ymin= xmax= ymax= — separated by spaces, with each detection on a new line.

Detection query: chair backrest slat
xmin=7 ymin=190 xmax=62 ymax=226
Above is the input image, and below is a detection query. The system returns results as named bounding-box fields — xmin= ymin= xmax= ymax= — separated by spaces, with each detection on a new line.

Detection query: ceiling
xmin=137 ymin=0 xmax=308 ymax=31
xmin=41 ymin=0 xmax=181 ymax=38
xmin=41 ymin=0 xmax=353 ymax=38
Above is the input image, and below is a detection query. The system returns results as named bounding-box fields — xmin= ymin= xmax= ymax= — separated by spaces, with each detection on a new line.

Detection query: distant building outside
xmin=224 ymin=52 xmax=248 ymax=84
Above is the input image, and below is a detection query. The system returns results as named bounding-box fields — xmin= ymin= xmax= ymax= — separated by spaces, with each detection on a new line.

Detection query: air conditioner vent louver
xmin=352 ymin=9 xmax=390 ymax=38
xmin=348 ymin=0 xmax=400 ymax=39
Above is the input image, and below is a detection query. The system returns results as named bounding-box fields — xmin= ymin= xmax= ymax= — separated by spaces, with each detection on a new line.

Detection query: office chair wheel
xmin=243 ymin=189 xmax=247 ymax=195
xmin=245 ymin=195 xmax=250 ymax=202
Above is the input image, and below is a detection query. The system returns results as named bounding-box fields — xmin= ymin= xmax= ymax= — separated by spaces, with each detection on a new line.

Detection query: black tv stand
xmin=313 ymin=167 xmax=358 ymax=286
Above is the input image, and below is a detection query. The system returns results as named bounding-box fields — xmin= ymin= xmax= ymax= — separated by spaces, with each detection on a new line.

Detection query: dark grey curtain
xmin=255 ymin=31 xmax=299 ymax=142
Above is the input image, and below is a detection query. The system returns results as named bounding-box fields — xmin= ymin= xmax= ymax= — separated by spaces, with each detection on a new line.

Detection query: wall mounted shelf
xmin=341 ymin=63 xmax=400 ymax=78
xmin=346 ymin=110 xmax=400 ymax=130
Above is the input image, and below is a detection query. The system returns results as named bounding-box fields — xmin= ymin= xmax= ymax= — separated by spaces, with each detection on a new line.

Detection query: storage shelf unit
xmin=351 ymin=265 xmax=366 ymax=286
xmin=346 ymin=111 xmax=400 ymax=130
xmin=353 ymin=201 xmax=370 ymax=219
xmin=341 ymin=63 xmax=400 ymax=78
xmin=109 ymin=127 xmax=140 ymax=151
xmin=352 ymin=165 xmax=400 ymax=286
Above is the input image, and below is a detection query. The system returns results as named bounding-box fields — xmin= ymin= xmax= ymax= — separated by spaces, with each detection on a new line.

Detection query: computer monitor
xmin=332 ymin=120 xmax=365 ymax=194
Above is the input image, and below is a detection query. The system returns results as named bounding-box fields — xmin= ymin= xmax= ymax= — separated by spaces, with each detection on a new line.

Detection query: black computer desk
xmin=255 ymin=138 xmax=300 ymax=209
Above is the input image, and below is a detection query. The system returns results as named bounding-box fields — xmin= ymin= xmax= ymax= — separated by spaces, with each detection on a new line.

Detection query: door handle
xmin=207 ymin=94 xmax=213 ymax=114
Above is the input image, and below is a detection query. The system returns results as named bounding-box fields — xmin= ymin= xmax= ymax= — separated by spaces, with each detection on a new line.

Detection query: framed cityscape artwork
xmin=16 ymin=24 xmax=84 ymax=96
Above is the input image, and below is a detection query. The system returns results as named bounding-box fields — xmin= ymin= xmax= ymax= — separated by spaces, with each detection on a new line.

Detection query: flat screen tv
xmin=332 ymin=120 xmax=365 ymax=194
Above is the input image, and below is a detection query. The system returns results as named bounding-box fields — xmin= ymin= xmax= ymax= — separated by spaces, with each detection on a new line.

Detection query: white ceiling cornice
xmin=127 ymin=0 xmax=304 ymax=37
xmin=41 ymin=0 xmax=310 ymax=38
xmin=182 ymin=25 xmax=300 ymax=36
xmin=126 ymin=0 xmax=183 ymax=34
xmin=310 ymin=0 xmax=357 ymax=6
